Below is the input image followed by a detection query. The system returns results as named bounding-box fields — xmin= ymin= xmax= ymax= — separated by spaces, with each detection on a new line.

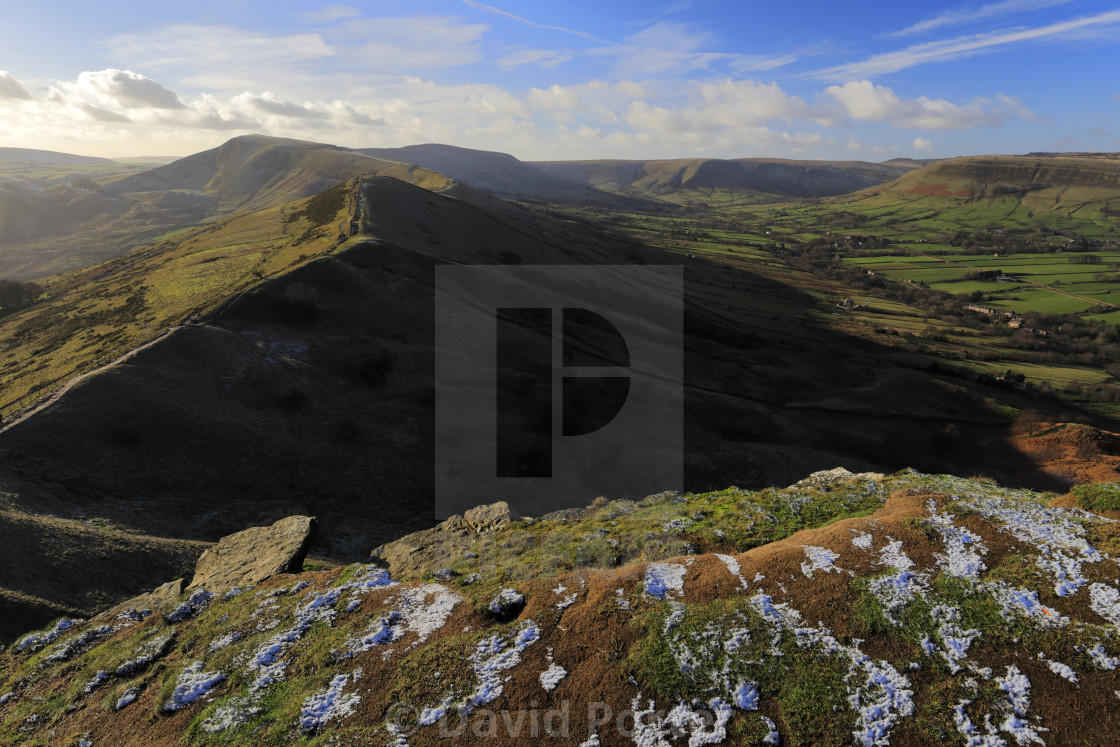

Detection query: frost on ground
xmin=246 ymin=587 xmax=344 ymax=690
xmin=866 ymin=538 xmax=927 ymax=625
xmin=1089 ymin=643 xmax=1119 ymax=670
xmin=201 ymin=696 xmax=263 ymax=735
xmin=343 ymin=583 xmax=460 ymax=657
xmin=418 ymin=621 xmax=542 ymax=729
xmin=800 ymin=546 xmax=841 ymax=579
xmin=965 ymin=497 xmax=1104 ymax=597
xmin=164 ymin=662 xmax=226 ymax=712
xmin=644 ymin=562 xmax=687 ymax=599
xmin=1090 ymin=582 xmax=1120 ymax=626
xmin=15 ymin=618 xmax=77 ymax=653
xmin=167 ymin=590 xmax=214 ymax=623
xmin=116 ymin=633 xmax=174 ymax=677
xmin=1046 ymin=659 xmax=1078 ymax=683
xmin=209 ymin=632 xmax=243 ymax=651
xmin=115 ymin=688 xmax=139 ymax=711
xmin=851 ymin=531 xmax=874 ymax=549
xmin=43 ymin=626 xmax=114 ymax=663
xmin=926 ymin=501 xmax=988 ymax=579
xmin=488 ymin=588 xmax=525 ymax=615
xmin=732 ymin=680 xmax=759 ymax=710
xmin=995 ymin=665 xmax=1048 ymax=744
xmin=715 ymin=554 xmax=749 ymax=589
xmin=299 ymin=673 xmax=360 ymax=733
xmin=539 ymin=663 xmax=567 ymax=691
xmin=747 ymin=592 xmax=914 ymax=745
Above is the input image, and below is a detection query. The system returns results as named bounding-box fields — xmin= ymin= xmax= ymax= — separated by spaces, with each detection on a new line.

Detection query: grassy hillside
xmin=354 ymin=143 xmax=643 ymax=207
xmin=5 ymin=469 xmax=1120 ymax=745
xmin=529 ymin=157 xmax=919 ymax=207
xmin=0 ymin=180 xmax=357 ymax=416
xmin=0 ymin=135 xmax=460 ymax=280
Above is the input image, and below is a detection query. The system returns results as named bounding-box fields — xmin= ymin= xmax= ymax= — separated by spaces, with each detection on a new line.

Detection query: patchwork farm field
xmin=841 ymin=250 xmax=1120 ymax=316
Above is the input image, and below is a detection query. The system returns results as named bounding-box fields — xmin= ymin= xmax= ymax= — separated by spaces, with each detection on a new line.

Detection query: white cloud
xmin=592 ymin=22 xmax=739 ymax=79
xmin=818 ymin=9 xmax=1120 ymax=79
xmin=889 ymin=0 xmax=1075 ymax=37
xmin=458 ymin=1 xmax=608 ymax=43
xmin=235 ymin=92 xmax=329 ymax=120
xmin=79 ymin=102 xmax=133 ymax=123
xmin=729 ymin=55 xmax=799 ymax=73
xmin=844 ymin=137 xmax=900 ymax=153
xmin=913 ymin=136 xmax=935 ymax=151
xmin=300 ymin=5 xmax=363 ymax=23
xmin=0 ymin=71 xmax=31 ymax=100
xmin=103 ymin=25 xmax=336 ymax=72
xmin=619 ymin=78 xmax=824 ymax=152
xmin=340 ymin=17 xmax=489 ymax=71
xmin=76 ymin=69 xmax=184 ymax=109
xmin=495 ymin=48 xmax=572 ymax=70
xmin=825 ymin=79 xmax=1028 ymax=129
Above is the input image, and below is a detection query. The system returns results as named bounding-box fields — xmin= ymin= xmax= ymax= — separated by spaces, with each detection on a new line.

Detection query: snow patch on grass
xmin=715 ymin=554 xmax=748 ymax=589
xmin=800 ymin=546 xmax=841 ymax=579
xmin=15 ymin=618 xmax=76 ymax=653
xmin=299 ymin=673 xmax=360 ymax=733
xmin=732 ymin=680 xmax=759 ymax=710
xmin=540 ymin=663 xmax=567 ymax=691
xmin=1090 ymin=582 xmax=1120 ymax=625
xmin=644 ymin=563 xmax=687 ymax=599
xmin=926 ymin=501 xmax=988 ymax=579
xmin=164 ymin=661 xmax=226 ymax=712
xmin=851 ymin=531 xmax=874 ymax=549
xmin=489 ymin=588 xmax=525 ymax=615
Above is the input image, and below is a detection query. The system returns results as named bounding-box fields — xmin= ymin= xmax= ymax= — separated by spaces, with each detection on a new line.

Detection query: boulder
xmin=464 ymin=501 xmax=518 ymax=532
xmin=370 ymin=502 xmax=517 ymax=579
xmin=187 ymin=515 xmax=316 ymax=591
xmin=98 ymin=578 xmax=186 ymax=621
xmin=787 ymin=467 xmax=885 ymax=490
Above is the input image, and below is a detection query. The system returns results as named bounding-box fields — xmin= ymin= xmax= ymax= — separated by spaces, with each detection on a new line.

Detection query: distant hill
xmin=110 ymin=156 xmax=182 ymax=165
xmin=0 ymin=135 xmax=468 ymax=278
xmin=529 ymin=157 xmax=921 ymax=202
xmin=355 ymin=143 xmax=655 ymax=208
xmin=0 ymin=147 xmax=115 ymax=166
xmin=876 ymin=154 xmax=1120 ymax=199
xmin=104 ymin=134 xmax=462 ymax=213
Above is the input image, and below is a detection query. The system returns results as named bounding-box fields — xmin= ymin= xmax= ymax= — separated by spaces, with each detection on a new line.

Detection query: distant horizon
xmin=7 ymin=135 xmax=1112 ymax=166
xmin=2 ymin=1 xmax=1119 ymax=161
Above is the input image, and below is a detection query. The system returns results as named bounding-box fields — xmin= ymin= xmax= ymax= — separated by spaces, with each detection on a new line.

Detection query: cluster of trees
xmin=0 ymin=278 xmax=42 ymax=312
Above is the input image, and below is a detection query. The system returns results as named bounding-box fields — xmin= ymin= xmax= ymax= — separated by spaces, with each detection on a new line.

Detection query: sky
xmin=1 ymin=0 xmax=1119 ymax=161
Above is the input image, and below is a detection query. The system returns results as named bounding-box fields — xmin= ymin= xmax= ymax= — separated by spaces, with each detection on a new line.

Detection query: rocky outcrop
xmin=188 ymin=515 xmax=316 ymax=591
xmin=787 ymin=466 xmax=884 ymax=490
xmin=99 ymin=579 xmax=186 ymax=620
xmin=370 ymin=502 xmax=516 ymax=578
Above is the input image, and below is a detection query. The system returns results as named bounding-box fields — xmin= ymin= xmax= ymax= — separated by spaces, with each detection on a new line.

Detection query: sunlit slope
xmin=0 ymin=180 xmax=356 ymax=414
xmin=0 ymin=135 xmax=461 ymax=279
xmin=106 ymin=135 xmax=460 ymax=213
xmin=819 ymin=154 xmax=1120 ymax=240
xmin=530 ymin=156 xmax=917 ymax=204
xmin=354 ymin=143 xmax=639 ymax=206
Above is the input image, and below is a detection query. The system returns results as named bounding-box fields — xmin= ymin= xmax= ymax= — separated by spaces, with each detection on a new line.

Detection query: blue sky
xmin=1 ymin=1 xmax=1118 ymax=160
